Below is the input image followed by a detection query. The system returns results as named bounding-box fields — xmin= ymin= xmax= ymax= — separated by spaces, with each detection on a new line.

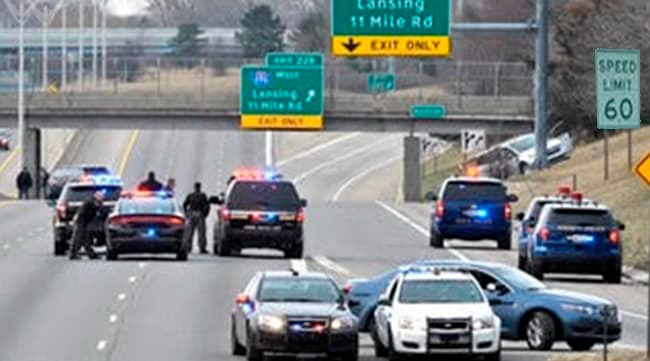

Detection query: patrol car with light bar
xmin=427 ymin=177 xmax=518 ymax=250
xmin=51 ymin=174 xmax=123 ymax=255
xmin=231 ymin=270 xmax=359 ymax=361
xmin=372 ymin=267 xmax=501 ymax=360
xmin=211 ymin=168 xmax=307 ymax=258
xmin=105 ymin=190 xmax=189 ymax=261
xmin=522 ymin=192 xmax=625 ymax=283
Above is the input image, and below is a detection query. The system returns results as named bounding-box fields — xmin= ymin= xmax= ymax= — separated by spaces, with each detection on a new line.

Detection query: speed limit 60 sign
xmin=596 ymin=48 xmax=641 ymax=130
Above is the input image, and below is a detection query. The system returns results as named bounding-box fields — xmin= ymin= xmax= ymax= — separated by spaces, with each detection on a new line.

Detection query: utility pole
xmin=77 ymin=0 xmax=83 ymax=90
xmin=533 ymin=0 xmax=549 ymax=169
xmin=61 ymin=0 xmax=66 ymax=90
xmin=18 ymin=0 xmax=25 ymax=154
xmin=41 ymin=3 xmax=48 ymax=90
xmin=91 ymin=0 xmax=97 ymax=87
xmin=100 ymin=0 xmax=106 ymax=88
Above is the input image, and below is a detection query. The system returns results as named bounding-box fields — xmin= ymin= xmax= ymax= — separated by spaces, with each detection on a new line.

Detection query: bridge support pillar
xmin=403 ymin=136 xmax=421 ymax=203
xmin=21 ymin=127 xmax=42 ymax=199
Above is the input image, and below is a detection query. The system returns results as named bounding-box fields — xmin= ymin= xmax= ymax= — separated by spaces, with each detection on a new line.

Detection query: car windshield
xmin=399 ymin=280 xmax=484 ymax=303
xmin=227 ymin=181 xmax=300 ymax=211
xmin=119 ymin=199 xmax=176 ymax=214
xmin=258 ymin=277 xmax=341 ymax=303
xmin=64 ymin=186 xmax=122 ymax=202
xmin=443 ymin=182 xmax=507 ymax=202
xmin=546 ymin=209 xmax=615 ymax=227
xmin=492 ymin=266 xmax=547 ymax=290
xmin=82 ymin=166 xmax=111 ymax=175
xmin=508 ymin=135 xmax=535 ymax=153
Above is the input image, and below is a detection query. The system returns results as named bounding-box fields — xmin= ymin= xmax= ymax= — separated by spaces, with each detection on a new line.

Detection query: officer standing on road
xmin=163 ymin=177 xmax=176 ymax=194
xmin=183 ymin=182 xmax=210 ymax=254
xmin=16 ymin=167 xmax=33 ymax=200
xmin=138 ymin=171 xmax=164 ymax=191
xmin=69 ymin=191 xmax=104 ymax=260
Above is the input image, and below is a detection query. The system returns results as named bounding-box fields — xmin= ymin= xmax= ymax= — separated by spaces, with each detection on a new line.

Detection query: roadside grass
xmin=547 ymin=351 xmax=645 ymax=361
xmin=421 ymin=147 xmax=463 ymax=195
xmin=508 ymin=127 xmax=650 ymax=270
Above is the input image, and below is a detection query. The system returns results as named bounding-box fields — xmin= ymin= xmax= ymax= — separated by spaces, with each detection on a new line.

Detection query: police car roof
xmin=402 ymin=269 xmax=474 ymax=282
xmin=262 ymin=270 xmax=331 ymax=279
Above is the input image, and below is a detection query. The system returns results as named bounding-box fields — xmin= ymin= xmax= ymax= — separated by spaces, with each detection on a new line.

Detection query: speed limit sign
xmin=595 ymin=48 xmax=641 ymax=130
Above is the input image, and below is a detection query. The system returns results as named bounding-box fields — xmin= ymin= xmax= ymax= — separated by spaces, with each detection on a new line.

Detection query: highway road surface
xmin=0 ymin=129 xmax=645 ymax=361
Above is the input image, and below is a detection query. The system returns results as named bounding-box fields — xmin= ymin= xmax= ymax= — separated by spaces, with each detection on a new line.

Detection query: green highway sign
xmin=240 ymin=66 xmax=324 ymax=130
xmin=368 ymin=73 xmax=396 ymax=93
xmin=331 ymin=0 xmax=452 ymax=57
xmin=596 ymin=48 xmax=641 ymax=130
xmin=410 ymin=104 xmax=446 ymax=119
xmin=266 ymin=52 xmax=324 ymax=68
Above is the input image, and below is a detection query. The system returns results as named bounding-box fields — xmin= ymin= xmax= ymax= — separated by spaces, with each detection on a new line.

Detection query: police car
xmin=211 ymin=168 xmax=307 ymax=258
xmin=427 ymin=177 xmax=518 ymax=250
xmin=372 ymin=267 xmax=501 ymax=360
xmin=51 ymin=175 xmax=123 ymax=255
xmin=522 ymin=193 xmax=624 ymax=283
xmin=231 ymin=270 xmax=359 ymax=361
xmin=105 ymin=190 xmax=188 ymax=261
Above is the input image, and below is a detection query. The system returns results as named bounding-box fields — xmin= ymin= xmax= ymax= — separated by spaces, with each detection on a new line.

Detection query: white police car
xmin=372 ymin=268 xmax=501 ymax=360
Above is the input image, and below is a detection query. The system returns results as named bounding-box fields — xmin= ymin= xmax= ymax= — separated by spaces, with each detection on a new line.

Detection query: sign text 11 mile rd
xmin=332 ymin=0 xmax=451 ymax=57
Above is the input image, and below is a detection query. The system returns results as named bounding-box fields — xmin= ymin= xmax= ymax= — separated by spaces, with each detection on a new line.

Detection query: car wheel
xmin=246 ymin=329 xmax=263 ymax=361
xmin=285 ymin=243 xmax=303 ymax=259
xmin=526 ymin=261 xmax=544 ymax=280
xmin=603 ymin=266 xmax=622 ymax=284
xmin=217 ymin=238 xmax=232 ymax=257
xmin=339 ymin=351 xmax=358 ymax=361
xmin=387 ymin=327 xmax=402 ymax=361
xmin=106 ymin=248 xmax=118 ymax=261
xmin=567 ymin=340 xmax=595 ymax=351
xmin=176 ymin=248 xmax=188 ymax=261
xmin=484 ymin=350 xmax=501 ymax=361
xmin=525 ymin=312 xmax=556 ymax=351
xmin=497 ymin=233 xmax=511 ymax=250
xmin=519 ymin=163 xmax=530 ymax=175
xmin=231 ymin=319 xmax=246 ymax=356
xmin=54 ymin=240 xmax=68 ymax=256
xmin=517 ymin=255 xmax=527 ymax=270
xmin=430 ymin=232 xmax=444 ymax=248
xmin=371 ymin=319 xmax=388 ymax=358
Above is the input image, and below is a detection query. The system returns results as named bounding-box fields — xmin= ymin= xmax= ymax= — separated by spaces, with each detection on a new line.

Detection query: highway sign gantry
xmin=634 ymin=151 xmax=650 ymax=187
xmin=596 ymin=48 xmax=641 ymax=130
xmin=331 ymin=0 xmax=452 ymax=57
xmin=240 ymin=66 xmax=324 ymax=130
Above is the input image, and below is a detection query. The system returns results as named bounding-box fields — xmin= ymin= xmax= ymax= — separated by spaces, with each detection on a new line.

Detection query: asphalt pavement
xmin=0 ymin=129 xmax=643 ymax=361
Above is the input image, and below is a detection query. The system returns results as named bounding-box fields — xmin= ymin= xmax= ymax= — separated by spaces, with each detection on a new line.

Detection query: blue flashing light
xmin=242 ymin=302 xmax=255 ymax=315
xmin=146 ymin=228 xmax=158 ymax=238
xmin=475 ymin=209 xmax=489 ymax=218
xmin=290 ymin=324 xmax=303 ymax=332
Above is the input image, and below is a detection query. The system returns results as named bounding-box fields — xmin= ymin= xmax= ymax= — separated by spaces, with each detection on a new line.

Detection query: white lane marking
xmin=290 ymin=259 xmax=308 ymax=274
xmin=96 ymin=340 xmax=107 ymax=351
xmin=312 ymin=255 xmax=353 ymax=276
xmin=109 ymin=314 xmax=118 ymax=324
xmin=615 ymin=343 xmax=646 ymax=351
xmin=129 ymin=276 xmax=137 ymax=284
xmin=374 ymin=201 xmax=470 ymax=262
xmin=138 ymin=262 xmax=147 ymax=269
xmin=277 ymin=133 xmax=361 ymax=167
xmin=117 ymin=293 xmax=127 ymax=301
xmin=294 ymin=137 xmax=390 ymax=184
xmin=332 ymin=155 xmax=402 ymax=202
xmin=621 ymin=310 xmax=648 ymax=321
xmin=265 ymin=131 xmax=274 ymax=167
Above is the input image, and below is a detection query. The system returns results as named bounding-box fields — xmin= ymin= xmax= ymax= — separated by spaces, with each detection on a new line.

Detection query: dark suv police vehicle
xmin=428 ymin=177 xmax=518 ymax=250
xmin=212 ymin=170 xmax=307 ymax=258
xmin=51 ymin=175 xmax=123 ymax=255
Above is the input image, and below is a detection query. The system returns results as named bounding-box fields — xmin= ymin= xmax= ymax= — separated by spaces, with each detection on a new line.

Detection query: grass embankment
xmin=421 ymin=147 xmax=463 ymax=195
xmin=548 ymin=351 xmax=646 ymax=361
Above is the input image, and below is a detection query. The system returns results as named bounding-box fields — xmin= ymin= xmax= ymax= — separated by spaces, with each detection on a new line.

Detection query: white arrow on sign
xmin=461 ymin=129 xmax=486 ymax=154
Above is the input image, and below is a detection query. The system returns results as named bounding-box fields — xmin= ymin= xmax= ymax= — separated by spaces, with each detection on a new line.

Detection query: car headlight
xmin=561 ymin=303 xmax=596 ymax=316
xmin=258 ymin=315 xmax=286 ymax=333
xmin=472 ymin=317 xmax=495 ymax=330
xmin=398 ymin=316 xmax=425 ymax=331
xmin=331 ymin=317 xmax=355 ymax=331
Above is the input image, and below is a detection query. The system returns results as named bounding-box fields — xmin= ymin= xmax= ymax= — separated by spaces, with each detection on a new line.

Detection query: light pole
xmin=41 ymin=3 xmax=48 ymax=90
xmin=91 ymin=0 xmax=97 ymax=87
xmin=61 ymin=0 xmax=66 ymax=90
xmin=77 ymin=0 xmax=83 ymax=90
xmin=100 ymin=0 xmax=106 ymax=88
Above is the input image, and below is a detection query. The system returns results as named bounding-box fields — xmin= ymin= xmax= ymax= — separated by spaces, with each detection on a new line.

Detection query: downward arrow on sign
xmin=342 ymin=38 xmax=361 ymax=53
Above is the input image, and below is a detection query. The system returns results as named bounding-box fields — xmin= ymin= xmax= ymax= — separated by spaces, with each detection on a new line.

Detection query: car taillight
xmin=108 ymin=215 xmax=184 ymax=226
xmin=296 ymin=208 xmax=305 ymax=223
xmin=108 ymin=216 xmax=129 ymax=225
xmin=221 ymin=208 xmax=231 ymax=221
xmin=343 ymin=283 xmax=352 ymax=294
xmin=540 ymin=227 xmax=550 ymax=241
xmin=504 ymin=203 xmax=512 ymax=220
xmin=609 ymin=230 xmax=620 ymax=245
xmin=435 ymin=201 xmax=444 ymax=218
xmin=56 ymin=203 xmax=66 ymax=219
xmin=167 ymin=216 xmax=185 ymax=226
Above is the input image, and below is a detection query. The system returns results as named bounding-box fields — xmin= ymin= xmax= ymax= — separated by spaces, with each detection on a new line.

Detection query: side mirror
xmin=507 ymin=194 xmax=519 ymax=203
xmin=425 ymin=192 xmax=438 ymax=201
xmin=209 ymin=196 xmax=223 ymax=205
xmin=300 ymin=199 xmax=308 ymax=208
xmin=377 ymin=296 xmax=391 ymax=307
xmin=618 ymin=222 xmax=626 ymax=231
xmin=516 ymin=212 xmax=525 ymax=221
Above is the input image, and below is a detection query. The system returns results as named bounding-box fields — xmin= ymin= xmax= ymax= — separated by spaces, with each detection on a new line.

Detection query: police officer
xmin=138 ymin=171 xmax=164 ymax=191
xmin=69 ymin=191 xmax=104 ymax=260
xmin=163 ymin=177 xmax=176 ymax=194
xmin=183 ymin=182 xmax=210 ymax=254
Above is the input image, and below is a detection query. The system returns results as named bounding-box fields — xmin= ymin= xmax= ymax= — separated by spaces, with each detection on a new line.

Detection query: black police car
xmin=105 ymin=191 xmax=189 ymax=261
xmin=51 ymin=175 xmax=123 ymax=255
xmin=231 ymin=270 xmax=359 ymax=361
xmin=212 ymin=169 xmax=307 ymax=258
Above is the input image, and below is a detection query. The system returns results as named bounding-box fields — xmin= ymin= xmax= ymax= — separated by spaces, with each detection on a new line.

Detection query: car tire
xmin=517 ymin=255 xmax=527 ymax=270
xmin=106 ymin=248 xmax=118 ymax=261
xmin=216 ymin=238 xmax=232 ymax=257
xmin=484 ymin=350 xmax=501 ymax=361
xmin=371 ymin=319 xmax=388 ymax=358
xmin=285 ymin=243 xmax=303 ymax=259
xmin=231 ymin=319 xmax=246 ymax=356
xmin=246 ymin=329 xmax=263 ymax=361
xmin=430 ymin=232 xmax=444 ymax=248
xmin=526 ymin=261 xmax=544 ymax=280
xmin=54 ymin=240 xmax=68 ymax=256
xmin=497 ymin=233 xmax=511 ymax=250
xmin=567 ymin=340 xmax=595 ymax=351
xmin=387 ymin=327 xmax=402 ymax=361
xmin=525 ymin=312 xmax=556 ymax=351
xmin=519 ymin=163 xmax=530 ymax=175
xmin=339 ymin=351 xmax=358 ymax=361
xmin=603 ymin=266 xmax=622 ymax=284
xmin=176 ymin=248 xmax=188 ymax=262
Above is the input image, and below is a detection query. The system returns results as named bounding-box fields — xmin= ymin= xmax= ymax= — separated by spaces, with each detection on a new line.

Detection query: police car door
xmin=375 ymin=278 xmax=399 ymax=347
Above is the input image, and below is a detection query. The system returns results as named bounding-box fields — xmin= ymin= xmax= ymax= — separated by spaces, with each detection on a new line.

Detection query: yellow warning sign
xmin=331 ymin=36 xmax=451 ymax=57
xmin=634 ymin=151 xmax=650 ymax=187
xmin=241 ymin=115 xmax=323 ymax=130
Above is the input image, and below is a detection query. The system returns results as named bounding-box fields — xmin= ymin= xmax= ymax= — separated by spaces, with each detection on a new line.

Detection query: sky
xmin=106 ymin=0 xmax=148 ymax=17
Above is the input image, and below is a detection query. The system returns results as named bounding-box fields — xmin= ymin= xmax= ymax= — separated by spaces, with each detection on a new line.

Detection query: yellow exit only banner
xmin=331 ymin=36 xmax=451 ymax=57
xmin=241 ymin=115 xmax=324 ymax=130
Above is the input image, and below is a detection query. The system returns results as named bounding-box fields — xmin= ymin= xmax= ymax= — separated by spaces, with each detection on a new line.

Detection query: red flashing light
xmin=557 ymin=186 xmax=572 ymax=197
xmin=56 ymin=203 xmax=66 ymax=219
xmin=436 ymin=201 xmax=445 ymax=218
xmin=235 ymin=294 xmax=250 ymax=304
xmin=609 ymin=230 xmax=620 ymax=245
xmin=540 ymin=227 xmax=550 ymax=241
xmin=221 ymin=208 xmax=231 ymax=222
xmin=571 ymin=192 xmax=583 ymax=204
xmin=108 ymin=215 xmax=184 ymax=226
xmin=504 ymin=203 xmax=512 ymax=220
xmin=250 ymin=212 xmax=263 ymax=223
xmin=466 ymin=166 xmax=480 ymax=178
xmin=342 ymin=283 xmax=352 ymax=294
xmin=296 ymin=208 xmax=305 ymax=223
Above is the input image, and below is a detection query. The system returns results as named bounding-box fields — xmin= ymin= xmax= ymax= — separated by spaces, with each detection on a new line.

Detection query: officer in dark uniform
xmin=137 ymin=171 xmax=164 ymax=191
xmin=69 ymin=191 xmax=104 ymax=260
xmin=183 ymin=182 xmax=210 ymax=254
